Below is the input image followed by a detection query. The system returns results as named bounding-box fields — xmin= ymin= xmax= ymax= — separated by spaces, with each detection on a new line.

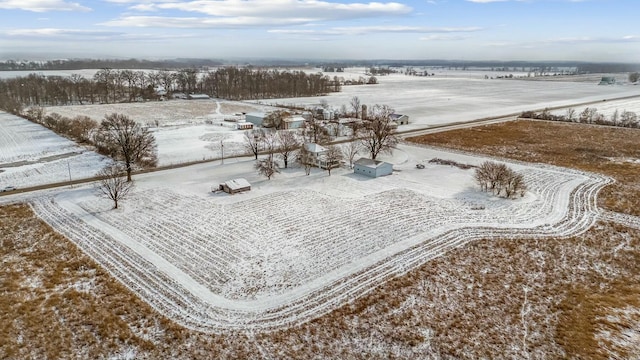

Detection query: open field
xmin=2 ymin=72 xmax=640 ymax=357
xmin=14 ymin=142 xmax=608 ymax=332
xmin=2 ymin=200 xmax=639 ymax=358
xmin=2 ymin=119 xmax=639 ymax=357
xmin=0 ymin=112 xmax=110 ymax=189
xmin=407 ymin=119 xmax=640 ymax=217
xmin=254 ymin=70 xmax=639 ymax=128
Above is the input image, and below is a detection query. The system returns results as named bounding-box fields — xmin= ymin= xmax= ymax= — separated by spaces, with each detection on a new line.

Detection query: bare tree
xmin=301 ymin=117 xmax=330 ymax=144
xmin=98 ymin=113 xmax=158 ymax=181
xmin=475 ymin=161 xmax=526 ymax=199
xmin=359 ymin=104 xmax=398 ymax=160
xmin=350 ymin=96 xmax=361 ymax=118
xmin=244 ymin=129 xmax=264 ymax=159
xmin=262 ymin=110 xmax=289 ymax=129
xmin=297 ymin=144 xmax=314 ymax=175
xmin=96 ymin=164 xmax=134 ymax=209
xmin=276 ymin=131 xmax=301 ymax=169
xmin=255 ymin=158 xmax=280 ymax=180
xmin=324 ymin=145 xmax=343 ymax=175
xmin=342 ymin=140 xmax=362 ymax=169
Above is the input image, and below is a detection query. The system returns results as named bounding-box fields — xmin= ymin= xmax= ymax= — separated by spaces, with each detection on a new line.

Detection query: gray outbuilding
xmin=245 ymin=112 xmax=267 ymax=126
xmin=353 ymin=158 xmax=393 ymax=178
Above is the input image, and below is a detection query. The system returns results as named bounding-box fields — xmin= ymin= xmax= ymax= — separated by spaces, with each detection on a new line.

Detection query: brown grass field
xmin=407 ymin=119 xmax=640 ymax=217
xmin=2 ymin=119 xmax=639 ymax=359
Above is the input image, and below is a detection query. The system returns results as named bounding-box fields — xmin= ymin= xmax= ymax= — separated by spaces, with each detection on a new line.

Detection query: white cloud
xmin=0 ymin=0 xmax=91 ymax=12
xmin=101 ymin=0 xmax=411 ymax=28
xmin=270 ymin=25 xmax=482 ymax=35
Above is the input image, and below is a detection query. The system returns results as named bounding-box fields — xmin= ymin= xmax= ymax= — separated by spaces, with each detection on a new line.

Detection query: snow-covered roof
xmin=354 ymin=157 xmax=390 ymax=168
xmin=188 ymin=94 xmax=210 ymax=99
xmin=390 ymin=113 xmax=407 ymax=119
xmin=284 ymin=115 xmax=305 ymax=123
xmin=225 ymin=178 xmax=250 ymax=190
xmin=304 ymin=143 xmax=328 ymax=153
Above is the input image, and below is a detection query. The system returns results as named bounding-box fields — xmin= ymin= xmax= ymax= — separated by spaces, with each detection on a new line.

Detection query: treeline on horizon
xmin=1 ymin=58 xmax=638 ymax=73
xmin=0 ymin=67 xmax=340 ymax=113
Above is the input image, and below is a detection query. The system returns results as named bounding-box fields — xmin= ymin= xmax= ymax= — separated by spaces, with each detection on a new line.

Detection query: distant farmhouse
xmin=353 ymin=158 xmax=393 ymax=178
xmin=390 ymin=113 xmax=409 ymax=125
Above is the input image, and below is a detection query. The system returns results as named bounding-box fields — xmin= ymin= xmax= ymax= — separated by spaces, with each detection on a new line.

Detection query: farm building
xmin=303 ymin=142 xmax=339 ymax=170
xmin=219 ymin=178 xmax=251 ymax=194
xmin=353 ymin=158 xmax=393 ymax=178
xmin=282 ymin=115 xmax=305 ymax=130
xmin=390 ymin=113 xmax=409 ymax=125
xmin=236 ymin=121 xmax=253 ymax=130
xmin=188 ymin=94 xmax=210 ymax=100
xmin=598 ymin=77 xmax=616 ymax=85
xmin=245 ymin=112 xmax=267 ymax=126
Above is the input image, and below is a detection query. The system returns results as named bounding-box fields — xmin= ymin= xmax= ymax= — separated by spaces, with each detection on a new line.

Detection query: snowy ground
xmin=254 ymin=70 xmax=639 ymax=129
xmin=25 ymin=143 xmax=609 ymax=331
xmin=44 ymin=99 xmax=278 ymax=166
xmin=0 ymin=112 xmax=111 ymax=189
xmin=39 ymin=70 xmax=640 ymax=167
xmin=549 ymin=97 xmax=640 ymax=118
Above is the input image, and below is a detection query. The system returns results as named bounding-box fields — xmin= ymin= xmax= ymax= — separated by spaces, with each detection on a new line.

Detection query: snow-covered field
xmin=550 ymin=97 xmax=640 ymax=118
xmin=0 ymin=112 xmax=111 ymax=189
xmin=26 ymin=143 xmax=609 ymax=331
xmin=254 ymin=70 xmax=639 ymax=129
xmin=45 ymin=99 xmax=278 ymax=165
xmin=39 ymin=69 xmax=640 ymax=166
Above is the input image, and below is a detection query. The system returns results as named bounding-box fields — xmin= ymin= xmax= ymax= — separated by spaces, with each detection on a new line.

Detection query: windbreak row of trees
xmin=0 ymin=67 xmax=341 ymax=111
xmin=22 ymin=109 xmax=157 ymax=182
xmin=521 ymin=107 xmax=640 ymax=129
xmin=200 ymin=67 xmax=340 ymax=100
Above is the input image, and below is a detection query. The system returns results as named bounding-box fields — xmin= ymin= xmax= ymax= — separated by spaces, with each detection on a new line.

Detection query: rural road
xmin=2 ymin=93 xmax=640 ymax=198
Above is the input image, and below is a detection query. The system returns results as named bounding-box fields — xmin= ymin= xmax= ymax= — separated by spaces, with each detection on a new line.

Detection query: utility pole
xmin=221 ymin=140 xmax=224 ymax=164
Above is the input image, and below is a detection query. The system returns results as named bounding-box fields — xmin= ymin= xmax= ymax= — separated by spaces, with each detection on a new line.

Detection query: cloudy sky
xmin=0 ymin=0 xmax=637 ymax=62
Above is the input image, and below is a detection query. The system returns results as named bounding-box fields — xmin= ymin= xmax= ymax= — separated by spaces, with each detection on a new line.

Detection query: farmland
xmin=1 ymin=69 xmax=640 ymax=358
xmin=0 ymin=112 xmax=110 ymax=189
xmin=18 ymin=140 xmax=608 ymax=332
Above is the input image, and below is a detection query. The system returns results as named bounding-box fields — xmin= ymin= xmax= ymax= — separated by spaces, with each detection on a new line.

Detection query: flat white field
xmin=0 ymin=112 xmax=111 ymax=189
xmin=45 ymin=99 xmax=278 ymax=166
xmin=550 ymin=97 xmax=640 ymax=118
xmin=255 ymin=71 xmax=639 ymax=128
xmin=42 ymin=71 xmax=640 ymax=166
xmin=30 ymin=143 xmax=608 ymax=331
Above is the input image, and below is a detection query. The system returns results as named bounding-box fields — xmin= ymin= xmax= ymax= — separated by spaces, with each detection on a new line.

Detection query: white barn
xmin=353 ymin=158 xmax=393 ymax=178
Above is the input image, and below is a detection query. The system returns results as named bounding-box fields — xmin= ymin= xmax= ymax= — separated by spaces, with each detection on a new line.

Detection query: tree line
xmin=521 ymin=107 xmax=640 ymax=129
xmin=0 ymin=58 xmax=222 ymax=71
xmin=0 ymin=67 xmax=341 ymax=112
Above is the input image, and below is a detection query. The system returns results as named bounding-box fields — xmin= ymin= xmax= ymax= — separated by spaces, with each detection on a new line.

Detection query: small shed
xmin=219 ymin=178 xmax=251 ymax=194
xmin=353 ymin=158 xmax=393 ymax=178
